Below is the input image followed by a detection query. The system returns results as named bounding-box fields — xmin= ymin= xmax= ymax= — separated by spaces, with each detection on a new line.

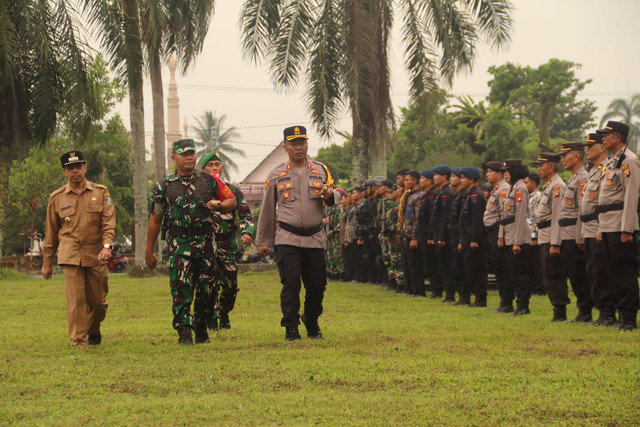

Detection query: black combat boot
xmin=88 ymin=333 xmax=102 ymax=346
xmin=592 ymin=306 xmax=617 ymax=326
xmin=285 ymin=325 xmax=301 ymax=342
xmin=442 ymin=291 xmax=456 ymax=303
xmin=491 ymin=300 xmax=514 ymax=313
xmin=430 ymin=291 xmax=443 ymax=299
xmin=454 ymin=292 xmax=471 ymax=306
xmin=301 ymin=313 xmax=323 ymax=339
xmin=194 ymin=321 xmax=210 ymax=344
xmin=470 ymin=293 xmax=487 ymax=307
xmin=510 ymin=299 xmax=531 ymax=316
xmin=177 ymin=325 xmax=193 ymax=345
xmin=219 ymin=313 xmax=231 ymax=330
xmin=550 ymin=305 xmax=567 ymax=322
xmin=568 ymin=306 xmax=592 ymax=323
xmin=617 ymin=309 xmax=638 ymax=331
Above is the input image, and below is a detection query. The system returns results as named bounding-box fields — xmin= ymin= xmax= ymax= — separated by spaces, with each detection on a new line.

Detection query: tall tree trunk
xmin=123 ymin=0 xmax=148 ymax=267
xmin=539 ymin=102 xmax=551 ymax=150
xmin=150 ymin=52 xmax=167 ymax=181
xmin=351 ymin=115 xmax=368 ymax=187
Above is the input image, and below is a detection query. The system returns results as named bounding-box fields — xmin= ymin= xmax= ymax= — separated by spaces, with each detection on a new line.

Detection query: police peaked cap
xmin=596 ymin=121 xmax=629 ymax=141
xmin=556 ymin=142 xmax=584 ymax=156
xmin=283 ymin=125 xmax=308 ymax=141
xmin=581 ymin=133 xmax=604 ymax=146
xmin=533 ymin=153 xmax=560 ymax=165
xmin=501 ymin=159 xmax=522 ymax=171
xmin=485 ymin=161 xmax=504 ymax=172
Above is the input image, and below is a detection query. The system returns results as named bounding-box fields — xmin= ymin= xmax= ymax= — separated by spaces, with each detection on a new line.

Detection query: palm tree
xmin=192 ymin=111 xmax=246 ymax=180
xmin=600 ymin=94 xmax=640 ymax=151
xmin=241 ymin=0 xmax=513 ymax=184
xmin=0 ymin=0 xmax=96 ymax=261
xmin=141 ymin=0 xmax=216 ymax=181
xmin=83 ymin=0 xmax=148 ymax=267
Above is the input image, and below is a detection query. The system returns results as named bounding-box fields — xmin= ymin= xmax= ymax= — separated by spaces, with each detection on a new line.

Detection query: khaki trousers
xmin=61 ymin=264 xmax=109 ymax=348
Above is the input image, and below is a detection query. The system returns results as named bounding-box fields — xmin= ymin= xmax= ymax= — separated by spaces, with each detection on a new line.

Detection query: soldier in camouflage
xmin=201 ymin=152 xmax=255 ymax=330
xmin=146 ymin=139 xmax=236 ymax=345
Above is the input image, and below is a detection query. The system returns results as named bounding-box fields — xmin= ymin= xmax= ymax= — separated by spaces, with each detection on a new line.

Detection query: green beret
xmin=200 ymin=152 xmax=222 ymax=169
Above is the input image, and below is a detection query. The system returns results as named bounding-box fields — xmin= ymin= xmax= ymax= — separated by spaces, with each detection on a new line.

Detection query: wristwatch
xmin=104 ymin=244 xmax=111 ymax=249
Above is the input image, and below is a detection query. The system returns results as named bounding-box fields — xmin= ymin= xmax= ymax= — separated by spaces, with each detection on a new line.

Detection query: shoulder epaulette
xmin=50 ymin=186 xmax=65 ymax=197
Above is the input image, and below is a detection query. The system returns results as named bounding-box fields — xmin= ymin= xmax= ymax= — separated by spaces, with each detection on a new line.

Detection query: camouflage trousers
xmin=380 ymin=233 xmax=405 ymax=286
xmin=215 ymin=238 xmax=239 ymax=315
xmin=326 ymin=235 xmax=344 ymax=275
xmin=169 ymin=255 xmax=217 ymax=330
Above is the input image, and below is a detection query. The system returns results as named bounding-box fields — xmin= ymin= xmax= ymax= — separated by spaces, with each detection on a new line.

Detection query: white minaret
xmin=183 ymin=116 xmax=189 ymax=138
xmin=166 ymin=54 xmax=181 ymax=161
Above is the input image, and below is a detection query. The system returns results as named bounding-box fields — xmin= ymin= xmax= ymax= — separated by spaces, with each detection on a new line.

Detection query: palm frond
xmin=240 ymin=0 xmax=282 ymax=64
xmin=461 ymin=0 xmax=513 ymax=51
xmin=305 ymin=0 xmax=344 ymax=138
xmin=269 ymin=0 xmax=314 ymax=89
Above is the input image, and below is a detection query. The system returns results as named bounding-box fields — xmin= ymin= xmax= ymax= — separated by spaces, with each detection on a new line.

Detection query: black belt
xmin=558 ymin=218 xmax=578 ymax=227
xmin=537 ymin=220 xmax=551 ymax=229
xmin=485 ymin=223 xmax=499 ymax=233
xmin=169 ymin=225 xmax=213 ymax=238
xmin=580 ymin=212 xmax=598 ymax=223
xmin=278 ymin=222 xmax=323 ymax=236
xmin=596 ymin=202 xmax=624 ymax=214
xmin=499 ymin=217 xmax=515 ymax=226
xmin=215 ymin=231 xmax=235 ymax=241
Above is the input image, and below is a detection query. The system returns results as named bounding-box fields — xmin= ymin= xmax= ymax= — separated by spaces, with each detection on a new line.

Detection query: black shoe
xmin=568 ymin=307 xmax=592 ymax=323
xmin=219 ymin=313 xmax=231 ymax=330
xmin=208 ymin=317 xmax=219 ymax=331
xmin=470 ymin=294 xmax=487 ymax=307
xmin=442 ymin=292 xmax=456 ymax=303
xmin=430 ymin=292 xmax=443 ymax=299
xmin=301 ymin=313 xmax=323 ymax=339
xmin=592 ymin=307 xmax=617 ymax=327
xmin=617 ymin=309 xmax=638 ymax=331
xmin=453 ymin=293 xmax=471 ymax=306
xmin=88 ymin=333 xmax=102 ymax=346
xmin=194 ymin=322 xmax=210 ymax=344
xmin=285 ymin=325 xmax=301 ymax=342
xmin=509 ymin=300 xmax=530 ymax=317
xmin=178 ymin=326 xmax=193 ymax=345
xmin=550 ymin=305 xmax=567 ymax=322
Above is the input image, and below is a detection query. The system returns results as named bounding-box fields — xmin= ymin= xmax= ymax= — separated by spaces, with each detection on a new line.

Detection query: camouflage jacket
xmin=213 ymin=183 xmax=255 ymax=240
xmin=152 ymin=170 xmax=219 ymax=258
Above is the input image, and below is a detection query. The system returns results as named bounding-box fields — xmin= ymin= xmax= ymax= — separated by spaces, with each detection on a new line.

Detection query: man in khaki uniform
xmin=256 ymin=125 xmax=341 ymax=341
xmin=498 ymin=163 xmax=532 ymax=316
xmin=42 ymin=151 xmax=116 ymax=348
xmin=483 ymin=161 xmax=511 ymax=312
xmin=579 ymin=133 xmax=610 ymax=324
xmin=534 ymin=153 xmax=568 ymax=322
xmin=556 ymin=142 xmax=591 ymax=322
xmin=596 ymin=121 xmax=640 ymax=331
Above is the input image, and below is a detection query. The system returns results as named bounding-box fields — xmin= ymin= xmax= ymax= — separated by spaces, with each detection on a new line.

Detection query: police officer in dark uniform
xmin=429 ymin=165 xmax=455 ymax=302
xmin=458 ymin=168 xmax=487 ymax=306
xmin=256 ymin=126 xmax=341 ymax=341
xmin=448 ymin=168 xmax=467 ymax=304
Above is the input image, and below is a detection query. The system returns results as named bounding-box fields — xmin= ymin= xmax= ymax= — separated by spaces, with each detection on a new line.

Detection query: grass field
xmin=1 ymin=270 xmax=639 ymax=426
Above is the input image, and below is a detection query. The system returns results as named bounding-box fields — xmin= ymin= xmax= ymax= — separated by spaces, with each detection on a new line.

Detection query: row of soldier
xmin=324 ymin=120 xmax=639 ymax=331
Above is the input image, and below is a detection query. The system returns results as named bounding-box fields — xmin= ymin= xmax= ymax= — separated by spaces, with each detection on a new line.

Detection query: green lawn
xmin=1 ymin=270 xmax=639 ymax=426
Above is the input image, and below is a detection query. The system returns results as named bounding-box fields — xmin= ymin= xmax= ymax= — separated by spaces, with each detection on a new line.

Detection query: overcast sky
xmin=115 ymin=0 xmax=640 ymax=182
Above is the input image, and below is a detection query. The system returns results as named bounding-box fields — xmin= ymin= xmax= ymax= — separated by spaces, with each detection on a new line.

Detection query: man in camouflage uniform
xmin=201 ymin=152 xmax=255 ymax=330
xmin=146 ymin=139 xmax=236 ymax=345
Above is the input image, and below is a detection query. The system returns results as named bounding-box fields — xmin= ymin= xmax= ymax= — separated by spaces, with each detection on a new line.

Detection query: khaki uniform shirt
xmin=535 ymin=173 xmax=565 ymax=246
xmin=598 ymin=147 xmax=640 ymax=234
xmin=580 ymin=163 xmax=606 ymax=239
xmin=483 ymin=180 xmax=509 ymax=227
xmin=499 ymin=179 xmax=531 ymax=246
xmin=43 ymin=181 xmax=116 ymax=267
xmin=256 ymin=158 xmax=340 ymax=248
xmin=559 ymin=166 xmax=587 ymax=242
